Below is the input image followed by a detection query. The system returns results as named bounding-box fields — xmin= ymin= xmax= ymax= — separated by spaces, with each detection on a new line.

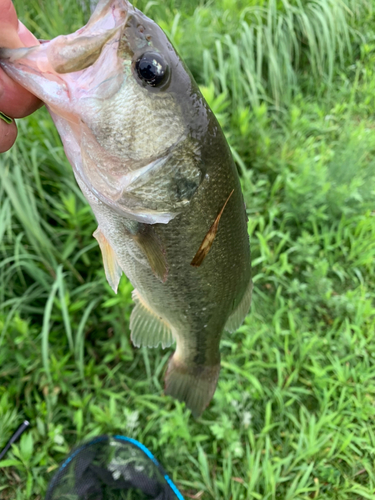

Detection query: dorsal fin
xmin=224 ymin=278 xmax=253 ymax=333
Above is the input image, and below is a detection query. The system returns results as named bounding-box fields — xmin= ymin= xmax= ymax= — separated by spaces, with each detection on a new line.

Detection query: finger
xmin=0 ymin=69 xmax=42 ymax=118
xmin=17 ymin=21 xmax=40 ymax=46
xmin=0 ymin=0 xmax=18 ymax=28
xmin=0 ymin=117 xmax=17 ymax=153
xmin=0 ymin=0 xmax=42 ymax=118
xmin=0 ymin=2 xmax=39 ymax=48
xmin=0 ymin=0 xmax=23 ymax=48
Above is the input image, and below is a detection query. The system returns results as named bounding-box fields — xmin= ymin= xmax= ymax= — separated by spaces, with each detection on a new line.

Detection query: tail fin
xmin=164 ymin=357 xmax=220 ymax=418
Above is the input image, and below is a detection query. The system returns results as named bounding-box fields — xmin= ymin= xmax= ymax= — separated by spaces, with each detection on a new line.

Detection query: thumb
xmin=18 ymin=20 xmax=40 ymax=47
xmin=0 ymin=0 xmax=40 ymax=49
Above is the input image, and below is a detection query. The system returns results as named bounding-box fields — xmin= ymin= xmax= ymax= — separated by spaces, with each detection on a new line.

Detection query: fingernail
xmin=0 ymin=111 xmax=13 ymax=124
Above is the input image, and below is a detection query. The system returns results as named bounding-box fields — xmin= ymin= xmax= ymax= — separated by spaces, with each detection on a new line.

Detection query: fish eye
xmin=135 ymin=52 xmax=168 ymax=87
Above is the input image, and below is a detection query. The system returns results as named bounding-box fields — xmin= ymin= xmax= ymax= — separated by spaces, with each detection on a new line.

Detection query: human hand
xmin=0 ymin=0 xmax=42 ymax=152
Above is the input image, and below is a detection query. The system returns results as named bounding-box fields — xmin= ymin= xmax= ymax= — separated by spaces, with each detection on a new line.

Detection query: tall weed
xmin=200 ymin=0 xmax=372 ymax=108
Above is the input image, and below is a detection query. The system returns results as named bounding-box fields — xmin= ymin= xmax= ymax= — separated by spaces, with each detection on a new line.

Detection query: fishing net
xmin=45 ymin=435 xmax=185 ymax=500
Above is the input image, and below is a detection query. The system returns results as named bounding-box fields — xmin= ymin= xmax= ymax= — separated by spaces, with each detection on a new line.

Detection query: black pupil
xmin=136 ymin=53 xmax=167 ymax=86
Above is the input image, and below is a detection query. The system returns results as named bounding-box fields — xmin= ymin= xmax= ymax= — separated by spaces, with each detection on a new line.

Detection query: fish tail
xmin=164 ymin=355 xmax=220 ymax=418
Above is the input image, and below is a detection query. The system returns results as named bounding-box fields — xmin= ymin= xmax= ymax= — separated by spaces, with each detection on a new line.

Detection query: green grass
xmin=1 ymin=0 xmax=375 ymax=498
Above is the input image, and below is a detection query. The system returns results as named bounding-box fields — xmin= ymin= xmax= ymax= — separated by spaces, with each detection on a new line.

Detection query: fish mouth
xmin=0 ymin=0 xmax=135 ymax=107
xmin=0 ymin=0 xmax=131 ymax=66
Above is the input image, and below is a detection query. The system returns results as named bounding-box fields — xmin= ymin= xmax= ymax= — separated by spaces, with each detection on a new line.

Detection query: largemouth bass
xmin=0 ymin=0 xmax=252 ymax=417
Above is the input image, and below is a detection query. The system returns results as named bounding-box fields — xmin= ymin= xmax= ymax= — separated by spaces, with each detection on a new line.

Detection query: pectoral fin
xmin=93 ymin=227 xmax=122 ymax=293
xmin=130 ymin=289 xmax=174 ymax=349
xmin=191 ymin=189 xmax=234 ymax=267
xmin=132 ymin=225 xmax=168 ymax=283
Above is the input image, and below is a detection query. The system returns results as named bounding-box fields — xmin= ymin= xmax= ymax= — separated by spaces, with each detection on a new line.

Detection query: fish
xmin=0 ymin=0 xmax=252 ymax=417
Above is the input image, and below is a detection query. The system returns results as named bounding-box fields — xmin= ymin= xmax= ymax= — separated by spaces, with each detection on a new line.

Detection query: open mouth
xmin=0 ymin=1 xmax=131 ymax=109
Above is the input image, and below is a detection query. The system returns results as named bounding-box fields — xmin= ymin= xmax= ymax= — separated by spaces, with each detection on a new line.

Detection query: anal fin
xmin=224 ymin=278 xmax=253 ymax=333
xmin=130 ymin=289 xmax=174 ymax=349
xmin=93 ymin=227 xmax=122 ymax=293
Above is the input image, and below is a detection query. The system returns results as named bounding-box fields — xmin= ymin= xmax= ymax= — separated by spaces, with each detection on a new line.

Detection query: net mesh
xmin=45 ymin=435 xmax=184 ymax=500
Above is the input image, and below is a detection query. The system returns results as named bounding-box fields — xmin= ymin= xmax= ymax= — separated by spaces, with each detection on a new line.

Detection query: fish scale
xmin=0 ymin=0 xmax=252 ymax=417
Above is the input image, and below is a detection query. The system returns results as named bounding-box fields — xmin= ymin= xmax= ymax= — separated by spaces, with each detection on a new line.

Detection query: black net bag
xmin=45 ymin=435 xmax=185 ymax=500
